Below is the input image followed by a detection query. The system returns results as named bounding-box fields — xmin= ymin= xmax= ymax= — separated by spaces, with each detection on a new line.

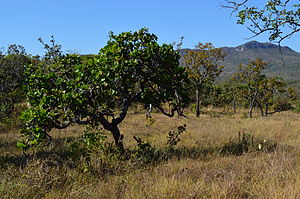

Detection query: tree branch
xmin=112 ymin=98 xmax=131 ymax=125
xmin=155 ymin=105 xmax=176 ymax=117
xmin=221 ymin=0 xmax=250 ymax=15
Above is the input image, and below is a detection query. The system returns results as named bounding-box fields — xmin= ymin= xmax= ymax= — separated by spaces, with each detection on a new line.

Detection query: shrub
xmin=167 ymin=124 xmax=187 ymax=147
xmin=132 ymin=136 xmax=159 ymax=165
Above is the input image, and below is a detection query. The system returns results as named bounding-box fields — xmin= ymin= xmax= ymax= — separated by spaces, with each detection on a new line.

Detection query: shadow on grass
xmin=0 ymin=134 xmax=280 ymax=174
xmin=132 ymin=132 xmax=279 ymax=167
xmin=0 ymin=137 xmax=78 ymax=169
xmin=0 ymin=140 xmax=18 ymax=150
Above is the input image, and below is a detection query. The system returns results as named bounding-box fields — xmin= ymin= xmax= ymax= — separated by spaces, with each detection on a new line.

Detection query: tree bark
xmin=265 ymin=104 xmax=269 ymax=116
xmin=249 ymin=99 xmax=254 ymax=118
xmin=110 ymin=125 xmax=124 ymax=150
xmin=258 ymin=102 xmax=265 ymax=116
xmin=196 ymin=88 xmax=201 ymax=117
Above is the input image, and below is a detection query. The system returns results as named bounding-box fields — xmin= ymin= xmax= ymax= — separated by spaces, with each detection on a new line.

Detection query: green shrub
xmin=166 ymin=124 xmax=187 ymax=147
xmin=70 ymin=126 xmax=110 ymax=159
xmin=132 ymin=136 xmax=159 ymax=165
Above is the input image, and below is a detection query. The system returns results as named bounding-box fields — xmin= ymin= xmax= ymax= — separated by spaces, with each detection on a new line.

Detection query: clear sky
xmin=1 ymin=0 xmax=299 ymax=55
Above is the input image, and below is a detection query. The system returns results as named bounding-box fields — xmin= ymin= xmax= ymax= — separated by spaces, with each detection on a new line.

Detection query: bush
xmin=166 ymin=124 xmax=187 ymax=147
xmin=70 ymin=126 xmax=112 ymax=158
xmin=132 ymin=136 xmax=160 ymax=165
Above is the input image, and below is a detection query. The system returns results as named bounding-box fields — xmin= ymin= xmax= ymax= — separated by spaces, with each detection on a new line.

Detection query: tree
xmin=233 ymin=58 xmax=294 ymax=117
xmin=0 ymin=45 xmax=30 ymax=120
xmin=208 ymin=80 xmax=241 ymax=113
xmin=222 ymin=0 xmax=300 ymax=44
xmin=183 ymin=43 xmax=225 ymax=117
xmin=256 ymin=76 xmax=296 ymax=115
xmin=223 ymin=78 xmax=242 ymax=113
xmin=19 ymin=29 xmax=189 ymax=150
xmin=233 ymin=58 xmax=268 ymax=117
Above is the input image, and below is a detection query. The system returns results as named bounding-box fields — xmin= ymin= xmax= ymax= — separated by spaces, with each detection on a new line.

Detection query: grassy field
xmin=1 ymin=108 xmax=300 ymax=198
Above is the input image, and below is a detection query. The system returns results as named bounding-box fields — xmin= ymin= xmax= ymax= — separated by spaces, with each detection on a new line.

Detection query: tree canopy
xmin=19 ymin=28 xmax=190 ymax=150
xmin=232 ymin=58 xmax=295 ymax=117
xmin=183 ymin=43 xmax=225 ymax=117
xmin=0 ymin=45 xmax=30 ymax=120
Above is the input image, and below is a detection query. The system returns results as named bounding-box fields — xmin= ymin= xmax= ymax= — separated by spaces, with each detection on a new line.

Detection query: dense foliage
xmin=0 ymin=45 xmax=31 ymax=121
xmin=19 ymin=29 xmax=190 ymax=150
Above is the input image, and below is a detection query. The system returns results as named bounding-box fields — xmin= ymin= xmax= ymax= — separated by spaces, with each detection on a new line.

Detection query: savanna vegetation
xmin=1 ymin=108 xmax=300 ymax=198
xmin=0 ymin=30 xmax=299 ymax=198
xmin=1 ymin=1 xmax=300 ymax=196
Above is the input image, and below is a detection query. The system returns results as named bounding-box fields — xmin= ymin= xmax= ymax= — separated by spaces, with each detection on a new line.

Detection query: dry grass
xmin=1 ymin=108 xmax=300 ymax=198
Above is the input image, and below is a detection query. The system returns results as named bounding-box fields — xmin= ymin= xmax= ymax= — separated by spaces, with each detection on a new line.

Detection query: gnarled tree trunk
xmin=110 ymin=124 xmax=124 ymax=150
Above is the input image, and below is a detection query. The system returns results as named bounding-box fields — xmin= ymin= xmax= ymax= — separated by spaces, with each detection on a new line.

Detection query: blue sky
xmin=1 ymin=0 xmax=299 ymax=55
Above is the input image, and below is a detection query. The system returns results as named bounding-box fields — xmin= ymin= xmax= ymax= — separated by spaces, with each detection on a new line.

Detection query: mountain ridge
xmin=226 ymin=40 xmax=295 ymax=51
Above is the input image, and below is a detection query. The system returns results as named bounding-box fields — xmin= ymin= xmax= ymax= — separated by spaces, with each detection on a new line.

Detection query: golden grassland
xmin=1 ymin=108 xmax=300 ymax=199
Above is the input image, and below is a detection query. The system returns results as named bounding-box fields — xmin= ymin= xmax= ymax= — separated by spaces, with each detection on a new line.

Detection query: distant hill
xmin=180 ymin=41 xmax=300 ymax=94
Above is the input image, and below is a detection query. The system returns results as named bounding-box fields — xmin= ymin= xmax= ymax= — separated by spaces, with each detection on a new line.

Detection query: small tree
xmin=0 ymin=45 xmax=30 ymax=120
xmin=183 ymin=43 xmax=225 ymax=117
xmin=19 ymin=29 xmax=189 ymax=150
xmin=208 ymin=80 xmax=241 ymax=113
xmin=233 ymin=58 xmax=294 ymax=117
xmin=223 ymin=78 xmax=241 ymax=113
xmin=233 ymin=58 xmax=268 ymax=117
xmin=257 ymin=76 xmax=296 ymax=115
